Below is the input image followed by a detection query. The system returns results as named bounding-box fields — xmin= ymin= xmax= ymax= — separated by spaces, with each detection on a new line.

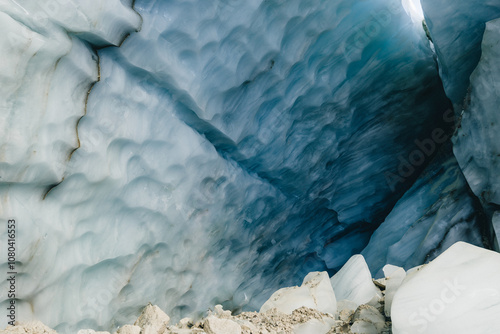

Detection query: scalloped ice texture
xmin=0 ymin=13 xmax=93 ymax=185
xmin=420 ymin=0 xmax=500 ymax=106
xmin=43 ymin=51 xmax=300 ymax=331
xmin=0 ymin=0 xmax=140 ymax=330
xmin=452 ymin=18 xmax=500 ymax=207
xmin=125 ymin=0 xmax=452 ymax=228
xmin=0 ymin=0 xmax=141 ymax=185
xmin=0 ymin=0 xmax=458 ymax=333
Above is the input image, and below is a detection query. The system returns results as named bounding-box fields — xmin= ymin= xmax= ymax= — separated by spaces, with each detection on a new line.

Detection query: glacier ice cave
xmin=1 ymin=0 xmax=500 ymax=333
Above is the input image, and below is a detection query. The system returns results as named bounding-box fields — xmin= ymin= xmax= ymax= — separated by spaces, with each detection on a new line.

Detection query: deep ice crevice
xmin=401 ymin=0 xmax=424 ymax=24
xmin=420 ymin=0 xmax=500 ymax=106
xmin=452 ymin=18 xmax=500 ymax=208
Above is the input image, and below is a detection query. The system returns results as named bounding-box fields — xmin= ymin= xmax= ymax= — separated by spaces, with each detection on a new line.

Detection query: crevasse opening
xmin=401 ymin=0 xmax=424 ymax=24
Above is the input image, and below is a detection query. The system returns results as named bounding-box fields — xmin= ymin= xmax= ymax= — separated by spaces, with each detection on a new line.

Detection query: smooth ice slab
xmin=382 ymin=265 xmax=406 ymax=317
xmin=392 ymin=242 xmax=500 ymax=334
xmin=330 ymin=255 xmax=381 ymax=308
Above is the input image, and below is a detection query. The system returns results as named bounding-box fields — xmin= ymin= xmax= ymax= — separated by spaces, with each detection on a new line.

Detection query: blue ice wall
xmin=420 ymin=0 xmax=500 ymax=105
xmin=362 ymin=143 xmax=487 ymax=277
xmin=452 ymin=17 xmax=500 ymax=208
xmin=58 ymin=0 xmax=454 ymax=328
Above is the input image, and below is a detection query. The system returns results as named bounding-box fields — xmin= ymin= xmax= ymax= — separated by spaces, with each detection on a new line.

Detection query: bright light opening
xmin=401 ymin=0 xmax=425 ymax=24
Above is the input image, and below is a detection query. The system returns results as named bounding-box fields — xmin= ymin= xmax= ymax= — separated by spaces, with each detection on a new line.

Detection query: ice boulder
xmin=382 ymin=265 xmax=406 ymax=317
xmin=203 ymin=316 xmax=242 ymax=334
xmin=133 ymin=304 xmax=170 ymax=334
xmin=114 ymin=325 xmax=141 ymax=334
xmin=352 ymin=305 xmax=386 ymax=333
xmin=350 ymin=321 xmax=378 ymax=334
xmin=330 ymin=255 xmax=382 ymax=307
xmin=392 ymin=242 xmax=500 ymax=333
xmin=260 ymin=272 xmax=336 ymax=315
xmin=293 ymin=318 xmax=336 ymax=334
